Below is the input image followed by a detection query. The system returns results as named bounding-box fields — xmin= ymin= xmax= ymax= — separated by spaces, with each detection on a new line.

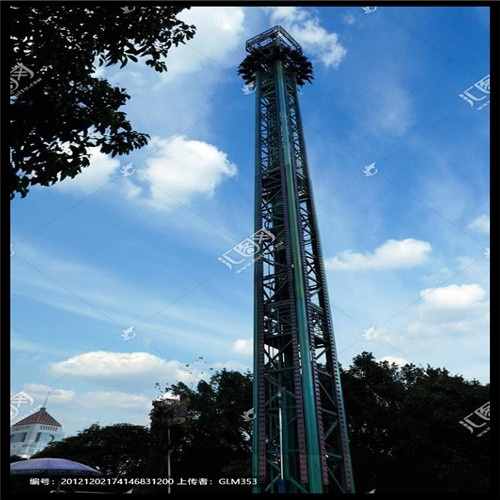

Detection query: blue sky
xmin=11 ymin=6 xmax=490 ymax=438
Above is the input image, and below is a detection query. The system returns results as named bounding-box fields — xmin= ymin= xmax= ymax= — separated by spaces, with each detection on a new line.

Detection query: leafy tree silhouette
xmin=8 ymin=4 xmax=195 ymax=198
xmin=32 ymin=354 xmax=489 ymax=493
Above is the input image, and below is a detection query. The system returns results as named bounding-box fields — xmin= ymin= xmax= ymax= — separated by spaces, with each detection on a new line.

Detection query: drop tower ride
xmin=239 ymin=26 xmax=355 ymax=494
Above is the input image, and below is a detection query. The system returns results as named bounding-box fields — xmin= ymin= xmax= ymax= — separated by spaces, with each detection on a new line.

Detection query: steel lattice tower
xmin=239 ymin=26 xmax=355 ymax=494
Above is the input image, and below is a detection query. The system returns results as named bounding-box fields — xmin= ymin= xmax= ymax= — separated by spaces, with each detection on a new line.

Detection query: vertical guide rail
xmin=252 ymin=70 xmax=264 ymax=492
xmin=275 ymin=59 xmax=323 ymax=493
xmin=283 ymin=73 xmax=329 ymax=487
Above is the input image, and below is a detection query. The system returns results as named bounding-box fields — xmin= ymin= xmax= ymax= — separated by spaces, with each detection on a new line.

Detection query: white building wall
xmin=10 ymin=423 xmax=64 ymax=458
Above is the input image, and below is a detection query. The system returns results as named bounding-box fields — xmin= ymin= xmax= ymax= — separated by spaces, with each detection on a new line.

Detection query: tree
xmin=151 ymin=370 xmax=253 ymax=484
xmin=30 ymin=355 xmax=489 ymax=493
xmin=151 ymin=357 xmax=489 ymax=493
xmin=341 ymin=352 xmax=490 ymax=493
xmin=8 ymin=4 xmax=195 ymax=198
xmin=33 ymin=423 xmax=151 ymax=477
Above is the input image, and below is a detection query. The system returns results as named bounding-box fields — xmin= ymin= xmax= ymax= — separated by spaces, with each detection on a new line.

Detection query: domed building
xmin=10 ymin=406 xmax=64 ymax=458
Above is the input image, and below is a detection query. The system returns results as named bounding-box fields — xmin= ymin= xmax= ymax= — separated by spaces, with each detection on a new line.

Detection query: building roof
xmin=12 ymin=407 xmax=62 ymax=428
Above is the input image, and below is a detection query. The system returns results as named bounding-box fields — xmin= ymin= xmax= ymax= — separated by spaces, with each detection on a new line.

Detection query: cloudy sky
xmin=11 ymin=6 xmax=490 ymax=437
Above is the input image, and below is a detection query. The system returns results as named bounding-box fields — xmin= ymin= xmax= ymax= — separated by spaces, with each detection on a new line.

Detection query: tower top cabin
xmin=245 ymin=25 xmax=302 ymax=53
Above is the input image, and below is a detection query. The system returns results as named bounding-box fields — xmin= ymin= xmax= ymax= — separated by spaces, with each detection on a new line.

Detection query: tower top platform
xmin=245 ymin=25 xmax=302 ymax=54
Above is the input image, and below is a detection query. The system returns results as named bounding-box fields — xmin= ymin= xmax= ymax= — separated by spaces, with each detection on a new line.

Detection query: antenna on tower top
xmin=42 ymin=389 xmax=51 ymax=409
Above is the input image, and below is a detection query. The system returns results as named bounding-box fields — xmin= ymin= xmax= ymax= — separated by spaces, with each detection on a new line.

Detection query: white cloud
xmin=122 ymin=177 xmax=142 ymax=199
xmin=420 ymin=284 xmax=486 ymax=310
xmin=23 ymin=383 xmax=75 ymax=403
xmin=91 ymin=65 xmax=106 ymax=79
xmin=211 ymin=360 xmax=250 ymax=372
xmin=267 ymin=6 xmax=308 ymax=24
xmin=54 ymin=147 xmax=120 ymax=194
xmin=468 ymin=214 xmax=490 ymax=235
xmin=91 ymin=56 xmax=106 ymax=79
xmin=161 ymin=7 xmax=245 ymax=80
xmin=50 ymin=351 xmax=196 ymax=384
xmin=379 ymin=356 xmax=409 ymax=367
xmin=79 ymin=391 xmax=150 ymax=410
xmin=155 ymin=391 xmax=180 ymax=402
xmin=136 ymin=135 xmax=237 ymax=211
xmin=398 ymin=283 xmax=489 ymax=347
xmin=49 ymin=351 xmax=248 ymax=389
xmin=266 ymin=7 xmax=346 ymax=68
xmin=108 ymin=70 xmax=147 ymax=89
xmin=363 ymin=326 xmax=390 ymax=342
xmin=241 ymin=84 xmax=255 ymax=95
xmin=20 ymin=384 xmax=149 ymax=411
xmin=327 ymin=238 xmax=431 ymax=271
xmin=397 ymin=280 xmax=490 ymax=344
xmin=407 ymin=316 xmax=488 ymax=337
xmin=46 ymin=9 xmax=241 ymax=213
xmin=49 ymin=135 xmax=237 ymax=211
xmin=232 ymin=339 xmax=253 ymax=356
xmin=138 ymin=7 xmax=247 ymax=141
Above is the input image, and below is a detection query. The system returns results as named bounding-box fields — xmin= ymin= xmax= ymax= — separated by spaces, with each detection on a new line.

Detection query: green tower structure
xmin=239 ymin=26 xmax=355 ymax=494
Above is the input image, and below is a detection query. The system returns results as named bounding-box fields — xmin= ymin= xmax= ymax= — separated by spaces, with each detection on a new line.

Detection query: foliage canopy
xmin=32 ymin=423 xmax=151 ymax=477
xmin=31 ymin=354 xmax=489 ymax=493
xmin=9 ymin=4 xmax=195 ymax=198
